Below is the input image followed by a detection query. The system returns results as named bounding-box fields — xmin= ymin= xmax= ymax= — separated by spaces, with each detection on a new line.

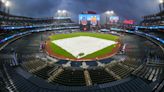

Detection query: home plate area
xmin=52 ymin=36 xmax=116 ymax=58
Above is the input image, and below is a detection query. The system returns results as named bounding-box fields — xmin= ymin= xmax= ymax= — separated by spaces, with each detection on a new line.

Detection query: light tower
xmin=0 ymin=0 xmax=11 ymax=14
xmin=57 ymin=10 xmax=68 ymax=17
xmin=105 ymin=10 xmax=114 ymax=24
xmin=5 ymin=0 xmax=10 ymax=14
xmin=159 ymin=0 xmax=164 ymax=12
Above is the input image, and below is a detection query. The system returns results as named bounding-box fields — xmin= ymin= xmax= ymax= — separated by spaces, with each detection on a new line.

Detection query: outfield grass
xmin=50 ymin=32 xmax=119 ymax=41
xmin=49 ymin=32 xmax=119 ymax=59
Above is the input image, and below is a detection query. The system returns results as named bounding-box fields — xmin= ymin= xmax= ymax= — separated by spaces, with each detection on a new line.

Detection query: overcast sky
xmin=10 ymin=0 xmax=159 ymax=22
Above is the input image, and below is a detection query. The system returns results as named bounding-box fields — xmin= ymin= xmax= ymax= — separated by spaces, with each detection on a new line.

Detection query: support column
xmin=47 ymin=67 xmax=64 ymax=82
xmin=84 ymin=69 xmax=92 ymax=86
xmin=105 ymin=68 xmax=121 ymax=80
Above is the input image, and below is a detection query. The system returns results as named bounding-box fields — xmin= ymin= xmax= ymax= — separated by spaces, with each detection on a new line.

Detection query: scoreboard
xmin=79 ymin=14 xmax=100 ymax=26
xmin=79 ymin=14 xmax=100 ymax=31
xmin=109 ymin=16 xmax=119 ymax=24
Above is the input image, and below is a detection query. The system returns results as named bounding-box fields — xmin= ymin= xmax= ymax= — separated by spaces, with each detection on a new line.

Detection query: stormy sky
xmin=10 ymin=0 xmax=159 ymax=23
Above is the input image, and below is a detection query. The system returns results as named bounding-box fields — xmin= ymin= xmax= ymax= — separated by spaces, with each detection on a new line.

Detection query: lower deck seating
xmin=85 ymin=61 xmax=98 ymax=66
xmin=51 ymin=68 xmax=86 ymax=86
xmin=132 ymin=66 xmax=163 ymax=82
xmin=4 ymin=65 xmax=40 ymax=92
xmin=153 ymin=79 xmax=164 ymax=92
xmin=96 ymin=77 xmax=151 ymax=92
xmin=21 ymin=59 xmax=46 ymax=72
xmin=0 ymin=77 xmax=9 ymax=92
xmin=99 ymin=58 xmax=114 ymax=64
xmin=2 ymin=64 xmax=152 ymax=92
xmin=121 ymin=59 xmax=140 ymax=69
xmin=56 ymin=60 xmax=68 ymax=65
xmin=88 ymin=68 xmax=116 ymax=84
xmin=33 ymin=65 xmax=56 ymax=79
xmin=108 ymin=64 xmax=133 ymax=79
xmin=71 ymin=62 xmax=82 ymax=67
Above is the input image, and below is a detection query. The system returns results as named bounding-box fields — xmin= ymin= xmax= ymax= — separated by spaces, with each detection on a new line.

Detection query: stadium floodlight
xmin=1 ymin=0 xmax=6 ymax=3
xmin=106 ymin=11 xmax=111 ymax=15
xmin=57 ymin=10 xmax=67 ymax=14
xmin=106 ymin=10 xmax=114 ymax=15
xmin=159 ymin=0 xmax=164 ymax=12
xmin=57 ymin=10 xmax=62 ymax=13
xmin=105 ymin=10 xmax=115 ymax=25
xmin=110 ymin=10 xmax=114 ymax=15
xmin=159 ymin=0 xmax=164 ymax=3
xmin=62 ymin=10 xmax=66 ymax=13
xmin=5 ymin=1 xmax=10 ymax=7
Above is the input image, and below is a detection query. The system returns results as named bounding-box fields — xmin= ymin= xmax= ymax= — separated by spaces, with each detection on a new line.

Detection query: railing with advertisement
xmin=111 ymin=28 xmax=164 ymax=44
xmin=135 ymin=26 xmax=164 ymax=30
xmin=0 ymin=23 xmax=77 ymax=30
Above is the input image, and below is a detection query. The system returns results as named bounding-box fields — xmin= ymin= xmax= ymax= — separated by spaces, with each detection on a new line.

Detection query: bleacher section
xmin=141 ymin=10 xmax=164 ymax=26
xmin=0 ymin=11 xmax=79 ymax=45
xmin=0 ymin=11 xmax=54 ymax=27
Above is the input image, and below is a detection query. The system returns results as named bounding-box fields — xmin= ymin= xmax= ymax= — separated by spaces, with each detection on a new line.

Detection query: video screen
xmin=109 ymin=16 xmax=119 ymax=24
xmin=123 ymin=20 xmax=134 ymax=24
xmin=79 ymin=14 xmax=100 ymax=26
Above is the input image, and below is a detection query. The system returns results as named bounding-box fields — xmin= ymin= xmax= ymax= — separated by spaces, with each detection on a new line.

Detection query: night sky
xmin=10 ymin=0 xmax=159 ymax=23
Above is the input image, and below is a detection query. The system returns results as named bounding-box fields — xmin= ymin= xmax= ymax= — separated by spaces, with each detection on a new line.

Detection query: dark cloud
xmin=10 ymin=0 xmax=159 ymax=22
